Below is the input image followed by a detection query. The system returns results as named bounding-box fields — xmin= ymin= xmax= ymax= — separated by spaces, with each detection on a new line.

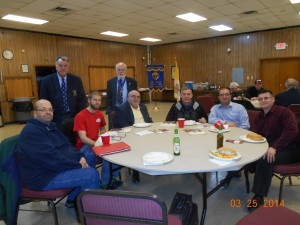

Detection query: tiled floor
xmin=1 ymin=102 xmax=300 ymax=225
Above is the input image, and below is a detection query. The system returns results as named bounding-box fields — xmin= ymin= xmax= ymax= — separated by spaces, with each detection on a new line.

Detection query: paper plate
xmin=209 ymin=150 xmax=241 ymax=161
xmin=143 ymin=152 xmax=174 ymax=165
xmin=133 ymin=123 xmax=152 ymax=128
xmin=208 ymin=127 xmax=230 ymax=133
xmin=184 ymin=120 xmax=199 ymax=126
xmin=239 ymin=135 xmax=266 ymax=143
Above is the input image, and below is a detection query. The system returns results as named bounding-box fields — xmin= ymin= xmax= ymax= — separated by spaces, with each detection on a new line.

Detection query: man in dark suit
xmin=115 ymin=90 xmax=153 ymax=183
xmin=275 ymin=78 xmax=300 ymax=107
xmin=106 ymin=62 xmax=137 ymax=129
xmin=39 ymin=56 xmax=86 ymax=128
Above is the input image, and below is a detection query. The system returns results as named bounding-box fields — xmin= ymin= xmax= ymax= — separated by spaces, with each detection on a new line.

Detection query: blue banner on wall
xmin=146 ymin=65 xmax=164 ymax=91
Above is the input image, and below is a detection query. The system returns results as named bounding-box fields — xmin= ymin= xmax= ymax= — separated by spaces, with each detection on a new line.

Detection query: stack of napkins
xmin=209 ymin=159 xmax=234 ymax=166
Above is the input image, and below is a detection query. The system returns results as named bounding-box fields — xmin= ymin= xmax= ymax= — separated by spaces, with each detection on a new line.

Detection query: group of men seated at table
xmin=14 ymin=77 xmax=300 ymax=215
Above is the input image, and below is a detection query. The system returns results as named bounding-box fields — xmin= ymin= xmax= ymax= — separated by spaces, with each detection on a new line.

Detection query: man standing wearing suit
xmin=39 ymin=56 xmax=86 ymax=128
xmin=115 ymin=90 xmax=153 ymax=183
xmin=106 ymin=62 xmax=137 ymax=129
xmin=275 ymin=78 xmax=300 ymax=107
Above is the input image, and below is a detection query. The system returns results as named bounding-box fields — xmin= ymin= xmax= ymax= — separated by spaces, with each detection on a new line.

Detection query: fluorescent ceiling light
xmin=100 ymin=31 xmax=128 ymax=37
xmin=2 ymin=14 xmax=48 ymax=25
xmin=139 ymin=37 xmax=161 ymax=42
xmin=176 ymin=13 xmax=207 ymax=22
xmin=209 ymin=25 xmax=233 ymax=31
xmin=290 ymin=0 xmax=300 ymax=4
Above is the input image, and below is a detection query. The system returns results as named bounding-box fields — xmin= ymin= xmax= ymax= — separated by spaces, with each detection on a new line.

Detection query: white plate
xmin=143 ymin=152 xmax=174 ymax=165
xmin=133 ymin=123 xmax=151 ymax=128
xmin=239 ymin=135 xmax=266 ymax=143
xmin=208 ymin=126 xmax=230 ymax=133
xmin=184 ymin=120 xmax=199 ymax=126
xmin=209 ymin=150 xmax=241 ymax=161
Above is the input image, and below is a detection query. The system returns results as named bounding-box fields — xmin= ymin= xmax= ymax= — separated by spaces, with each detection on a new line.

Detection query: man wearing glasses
xmin=15 ymin=99 xmax=100 ymax=209
xmin=209 ymin=88 xmax=250 ymax=186
xmin=115 ymin=90 xmax=153 ymax=183
xmin=247 ymin=89 xmax=300 ymax=211
xmin=73 ymin=91 xmax=121 ymax=189
xmin=106 ymin=62 xmax=137 ymax=129
xmin=209 ymin=88 xmax=249 ymax=129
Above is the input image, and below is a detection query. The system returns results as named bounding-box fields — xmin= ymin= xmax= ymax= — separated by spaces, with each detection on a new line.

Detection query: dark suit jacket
xmin=106 ymin=77 xmax=137 ymax=114
xmin=275 ymin=88 xmax=300 ymax=107
xmin=39 ymin=73 xmax=86 ymax=127
xmin=115 ymin=102 xmax=153 ymax=128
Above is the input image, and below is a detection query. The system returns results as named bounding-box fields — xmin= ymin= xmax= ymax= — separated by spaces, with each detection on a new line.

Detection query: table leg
xmin=200 ymin=172 xmax=207 ymax=225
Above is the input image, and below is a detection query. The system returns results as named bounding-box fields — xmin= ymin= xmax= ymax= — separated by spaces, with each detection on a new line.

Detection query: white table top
xmin=100 ymin=122 xmax=268 ymax=176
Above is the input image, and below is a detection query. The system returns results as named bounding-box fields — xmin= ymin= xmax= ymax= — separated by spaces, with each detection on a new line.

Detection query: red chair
xmin=15 ymin=188 xmax=73 ymax=225
xmin=196 ymin=95 xmax=215 ymax=115
xmin=273 ymin=162 xmax=300 ymax=202
xmin=289 ymin=104 xmax=300 ymax=119
xmin=0 ymin=135 xmax=73 ymax=225
xmin=77 ymin=189 xmax=182 ymax=225
xmin=236 ymin=206 xmax=300 ymax=225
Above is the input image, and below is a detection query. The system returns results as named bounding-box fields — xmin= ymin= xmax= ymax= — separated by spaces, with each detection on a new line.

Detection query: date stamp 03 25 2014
xmin=230 ymin=199 xmax=285 ymax=208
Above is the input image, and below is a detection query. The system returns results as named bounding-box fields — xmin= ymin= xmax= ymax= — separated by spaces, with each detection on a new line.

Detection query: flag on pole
xmin=174 ymin=58 xmax=180 ymax=101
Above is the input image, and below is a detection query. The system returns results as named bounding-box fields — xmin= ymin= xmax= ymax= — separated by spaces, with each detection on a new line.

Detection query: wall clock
xmin=2 ymin=49 xmax=14 ymax=60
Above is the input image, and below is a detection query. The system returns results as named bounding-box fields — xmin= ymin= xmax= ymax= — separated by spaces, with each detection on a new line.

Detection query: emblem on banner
xmin=152 ymin=71 xmax=159 ymax=80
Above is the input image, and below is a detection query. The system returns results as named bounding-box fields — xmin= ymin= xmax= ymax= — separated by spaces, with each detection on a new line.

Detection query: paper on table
xmin=135 ymin=130 xmax=154 ymax=136
xmin=184 ymin=129 xmax=206 ymax=135
xmin=119 ymin=127 xmax=132 ymax=133
xmin=209 ymin=158 xmax=234 ymax=166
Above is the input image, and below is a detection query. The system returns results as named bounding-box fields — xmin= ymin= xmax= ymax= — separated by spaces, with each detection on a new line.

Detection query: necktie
xmin=117 ymin=79 xmax=124 ymax=105
xmin=61 ymin=78 xmax=69 ymax=112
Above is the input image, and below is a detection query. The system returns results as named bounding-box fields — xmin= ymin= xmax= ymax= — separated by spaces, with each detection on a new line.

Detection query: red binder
xmin=92 ymin=142 xmax=131 ymax=156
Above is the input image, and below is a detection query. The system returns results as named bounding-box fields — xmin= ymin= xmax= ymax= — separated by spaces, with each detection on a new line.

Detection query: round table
xmin=103 ymin=122 xmax=268 ymax=175
xmin=101 ymin=122 xmax=268 ymax=225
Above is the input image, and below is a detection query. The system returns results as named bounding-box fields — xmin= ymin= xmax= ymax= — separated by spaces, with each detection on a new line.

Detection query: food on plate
xmin=210 ymin=147 xmax=237 ymax=159
xmin=246 ymin=133 xmax=264 ymax=141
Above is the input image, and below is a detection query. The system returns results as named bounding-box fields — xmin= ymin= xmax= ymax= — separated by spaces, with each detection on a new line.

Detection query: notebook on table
xmin=92 ymin=142 xmax=131 ymax=156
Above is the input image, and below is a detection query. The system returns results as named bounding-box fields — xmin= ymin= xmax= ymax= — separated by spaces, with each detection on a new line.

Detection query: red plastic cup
xmin=101 ymin=134 xmax=110 ymax=145
xmin=214 ymin=121 xmax=225 ymax=129
xmin=178 ymin=118 xmax=185 ymax=128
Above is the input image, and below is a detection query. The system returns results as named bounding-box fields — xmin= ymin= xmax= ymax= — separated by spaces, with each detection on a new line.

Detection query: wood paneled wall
xmin=151 ymin=27 xmax=300 ymax=89
xmin=89 ymin=66 xmax=135 ymax=91
xmin=1 ymin=26 xmax=300 ymax=122
xmin=0 ymin=29 xmax=148 ymax=122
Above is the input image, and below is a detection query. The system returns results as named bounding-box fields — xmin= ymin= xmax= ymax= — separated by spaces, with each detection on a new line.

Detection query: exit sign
xmin=275 ymin=42 xmax=288 ymax=50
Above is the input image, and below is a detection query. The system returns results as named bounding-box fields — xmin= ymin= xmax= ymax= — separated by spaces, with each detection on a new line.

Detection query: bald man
xmin=115 ymin=90 xmax=153 ymax=183
xmin=275 ymin=78 xmax=300 ymax=107
xmin=15 ymin=99 xmax=100 ymax=208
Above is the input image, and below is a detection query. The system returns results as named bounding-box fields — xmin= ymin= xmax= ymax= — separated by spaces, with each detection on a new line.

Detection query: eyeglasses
xmin=257 ymin=96 xmax=272 ymax=101
xmin=110 ymin=133 xmax=126 ymax=141
xmin=36 ymin=108 xmax=54 ymax=113
xmin=219 ymin=93 xmax=231 ymax=97
xmin=129 ymin=95 xmax=140 ymax=99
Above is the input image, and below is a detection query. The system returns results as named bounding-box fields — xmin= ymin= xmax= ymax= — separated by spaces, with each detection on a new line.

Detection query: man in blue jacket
xmin=15 ymin=99 xmax=100 ymax=208
xmin=39 ymin=56 xmax=86 ymax=128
